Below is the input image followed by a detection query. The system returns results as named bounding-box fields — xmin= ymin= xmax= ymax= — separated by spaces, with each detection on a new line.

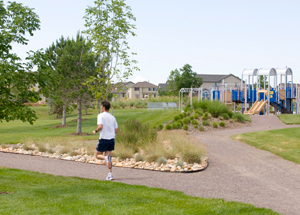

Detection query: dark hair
xmin=101 ymin=101 xmax=111 ymax=111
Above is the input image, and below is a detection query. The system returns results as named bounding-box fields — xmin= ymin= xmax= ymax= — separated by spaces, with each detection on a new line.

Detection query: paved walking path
xmin=1 ymin=115 xmax=300 ymax=215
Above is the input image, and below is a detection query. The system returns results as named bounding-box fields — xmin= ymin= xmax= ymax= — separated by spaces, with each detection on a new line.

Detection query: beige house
xmin=196 ymin=74 xmax=242 ymax=90
xmin=111 ymin=81 xmax=134 ymax=99
xmin=128 ymin=81 xmax=158 ymax=99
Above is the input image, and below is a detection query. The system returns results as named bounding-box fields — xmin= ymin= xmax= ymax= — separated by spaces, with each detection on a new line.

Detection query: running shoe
xmin=105 ymin=155 xmax=112 ymax=169
xmin=106 ymin=173 xmax=114 ymax=181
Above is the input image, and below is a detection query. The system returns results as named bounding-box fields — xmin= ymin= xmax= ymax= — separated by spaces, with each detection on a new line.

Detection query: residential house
xmin=196 ymin=74 xmax=242 ymax=91
xmin=111 ymin=81 xmax=134 ymax=99
xmin=128 ymin=81 xmax=158 ymax=99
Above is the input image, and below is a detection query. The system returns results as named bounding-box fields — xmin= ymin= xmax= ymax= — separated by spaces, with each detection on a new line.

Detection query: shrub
xmin=212 ymin=121 xmax=218 ymax=128
xmin=183 ymin=125 xmax=188 ymax=130
xmin=129 ymin=101 xmax=135 ymax=107
xmin=207 ymin=101 xmax=231 ymax=118
xmin=184 ymin=107 xmax=191 ymax=112
xmin=178 ymin=114 xmax=184 ymax=119
xmin=174 ymin=115 xmax=180 ymax=121
xmin=146 ymin=154 xmax=160 ymax=163
xmin=191 ymin=120 xmax=199 ymax=125
xmin=158 ymin=124 xmax=164 ymax=130
xmin=219 ymin=121 xmax=226 ymax=127
xmin=134 ymin=153 xmax=144 ymax=162
xmin=165 ymin=124 xmax=172 ymax=130
xmin=36 ymin=143 xmax=47 ymax=152
xmin=232 ymin=112 xmax=250 ymax=123
xmin=193 ymin=125 xmax=198 ymax=128
xmin=202 ymin=120 xmax=210 ymax=126
xmin=189 ymin=116 xmax=194 ymax=120
xmin=177 ymin=120 xmax=184 ymax=126
xmin=183 ymin=117 xmax=191 ymax=124
xmin=176 ymin=161 xmax=184 ymax=167
xmin=218 ymin=116 xmax=224 ymax=120
xmin=199 ymin=126 xmax=205 ymax=131
xmin=221 ymin=113 xmax=230 ymax=120
xmin=156 ymin=157 xmax=167 ymax=165
xmin=186 ymin=111 xmax=192 ymax=116
xmin=194 ymin=113 xmax=199 ymax=119
xmin=202 ymin=112 xmax=209 ymax=120
xmin=195 ymin=108 xmax=204 ymax=116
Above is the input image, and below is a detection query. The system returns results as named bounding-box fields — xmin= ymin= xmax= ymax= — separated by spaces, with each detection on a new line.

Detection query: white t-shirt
xmin=97 ymin=112 xmax=118 ymax=140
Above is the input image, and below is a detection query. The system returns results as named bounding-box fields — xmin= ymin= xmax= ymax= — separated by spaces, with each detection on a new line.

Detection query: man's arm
xmin=92 ymin=124 xmax=103 ymax=135
xmin=115 ymin=128 xmax=118 ymax=134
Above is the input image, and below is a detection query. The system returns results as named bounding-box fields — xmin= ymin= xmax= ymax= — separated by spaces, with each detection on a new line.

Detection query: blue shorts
xmin=96 ymin=139 xmax=115 ymax=152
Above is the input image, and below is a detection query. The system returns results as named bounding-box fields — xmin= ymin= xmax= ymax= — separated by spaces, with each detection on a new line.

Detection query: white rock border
xmin=0 ymin=146 xmax=208 ymax=173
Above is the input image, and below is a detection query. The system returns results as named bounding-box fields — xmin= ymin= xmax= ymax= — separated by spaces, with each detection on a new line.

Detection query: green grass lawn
xmin=277 ymin=114 xmax=300 ymax=124
xmin=233 ymin=114 xmax=300 ymax=164
xmin=0 ymin=168 xmax=279 ymax=215
xmin=0 ymin=106 xmax=178 ymax=144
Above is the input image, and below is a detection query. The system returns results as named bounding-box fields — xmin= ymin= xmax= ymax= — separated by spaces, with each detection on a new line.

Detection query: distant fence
xmin=147 ymin=102 xmax=177 ymax=111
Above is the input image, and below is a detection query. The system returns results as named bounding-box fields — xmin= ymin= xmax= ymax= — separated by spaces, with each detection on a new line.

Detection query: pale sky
xmin=4 ymin=0 xmax=300 ymax=86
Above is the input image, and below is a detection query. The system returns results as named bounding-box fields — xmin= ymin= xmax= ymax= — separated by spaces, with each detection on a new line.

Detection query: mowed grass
xmin=233 ymin=115 xmax=300 ymax=164
xmin=0 ymin=168 xmax=279 ymax=215
xmin=0 ymin=106 xmax=178 ymax=144
xmin=277 ymin=114 xmax=300 ymax=124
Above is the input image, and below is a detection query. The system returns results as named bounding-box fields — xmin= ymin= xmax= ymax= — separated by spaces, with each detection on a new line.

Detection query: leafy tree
xmin=0 ymin=1 xmax=40 ymax=124
xmin=31 ymin=34 xmax=96 ymax=133
xmin=167 ymin=64 xmax=202 ymax=95
xmin=83 ymin=0 xmax=139 ymax=104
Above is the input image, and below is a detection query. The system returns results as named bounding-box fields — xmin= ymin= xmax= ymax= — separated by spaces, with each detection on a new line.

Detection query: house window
xmin=148 ymin=88 xmax=152 ymax=91
xmin=153 ymin=88 xmax=156 ymax=91
xmin=134 ymin=87 xmax=139 ymax=91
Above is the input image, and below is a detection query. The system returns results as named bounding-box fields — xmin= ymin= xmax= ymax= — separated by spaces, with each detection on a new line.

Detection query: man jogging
xmin=92 ymin=101 xmax=118 ymax=180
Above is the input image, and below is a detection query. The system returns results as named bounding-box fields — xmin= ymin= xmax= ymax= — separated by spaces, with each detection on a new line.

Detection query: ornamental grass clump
xmin=212 ymin=121 xmax=218 ymax=128
xmin=221 ymin=113 xmax=230 ymax=120
xmin=165 ymin=124 xmax=172 ymax=130
xmin=232 ymin=112 xmax=251 ymax=123
xmin=202 ymin=120 xmax=210 ymax=126
xmin=183 ymin=117 xmax=191 ymax=124
xmin=219 ymin=121 xmax=226 ymax=127
xmin=192 ymin=119 xmax=199 ymax=125
xmin=199 ymin=126 xmax=205 ymax=131
xmin=116 ymin=119 xmax=157 ymax=152
xmin=180 ymin=142 xmax=205 ymax=164
xmin=156 ymin=156 xmax=167 ymax=165
xmin=183 ymin=125 xmax=188 ymax=130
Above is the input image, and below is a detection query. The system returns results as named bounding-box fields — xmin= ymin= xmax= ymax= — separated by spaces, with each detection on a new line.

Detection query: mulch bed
xmin=65 ymin=132 xmax=92 ymax=136
xmin=0 ymin=191 xmax=11 ymax=195
xmin=70 ymin=118 xmax=88 ymax=122
xmin=52 ymin=125 xmax=72 ymax=128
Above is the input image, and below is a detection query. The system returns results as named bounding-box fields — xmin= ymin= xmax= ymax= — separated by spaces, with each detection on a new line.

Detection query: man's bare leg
xmin=95 ymin=151 xmax=112 ymax=173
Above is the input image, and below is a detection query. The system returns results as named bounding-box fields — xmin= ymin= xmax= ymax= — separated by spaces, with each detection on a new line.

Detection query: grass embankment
xmin=277 ymin=114 xmax=300 ymax=124
xmin=0 ymin=168 xmax=279 ymax=215
xmin=233 ymin=114 xmax=300 ymax=164
xmin=0 ymin=106 xmax=178 ymax=144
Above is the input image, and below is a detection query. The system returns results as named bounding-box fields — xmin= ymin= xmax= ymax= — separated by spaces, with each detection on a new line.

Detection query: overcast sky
xmin=4 ymin=0 xmax=300 ymax=86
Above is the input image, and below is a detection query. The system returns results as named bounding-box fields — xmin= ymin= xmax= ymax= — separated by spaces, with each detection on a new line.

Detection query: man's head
xmin=101 ymin=101 xmax=111 ymax=111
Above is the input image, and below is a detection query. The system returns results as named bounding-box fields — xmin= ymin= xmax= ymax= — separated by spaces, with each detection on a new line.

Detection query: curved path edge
xmin=1 ymin=115 xmax=300 ymax=215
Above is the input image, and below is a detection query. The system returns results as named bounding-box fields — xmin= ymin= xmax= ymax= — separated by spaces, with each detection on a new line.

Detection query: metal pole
xmin=244 ymin=79 xmax=247 ymax=112
xmin=190 ymin=87 xmax=193 ymax=108
xmin=179 ymin=91 xmax=181 ymax=112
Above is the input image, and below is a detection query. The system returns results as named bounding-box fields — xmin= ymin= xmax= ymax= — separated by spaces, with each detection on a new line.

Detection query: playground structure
xmin=179 ymin=67 xmax=299 ymax=115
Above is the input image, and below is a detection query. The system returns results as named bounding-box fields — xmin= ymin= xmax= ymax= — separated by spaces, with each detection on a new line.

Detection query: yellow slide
xmin=244 ymin=100 xmax=267 ymax=115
